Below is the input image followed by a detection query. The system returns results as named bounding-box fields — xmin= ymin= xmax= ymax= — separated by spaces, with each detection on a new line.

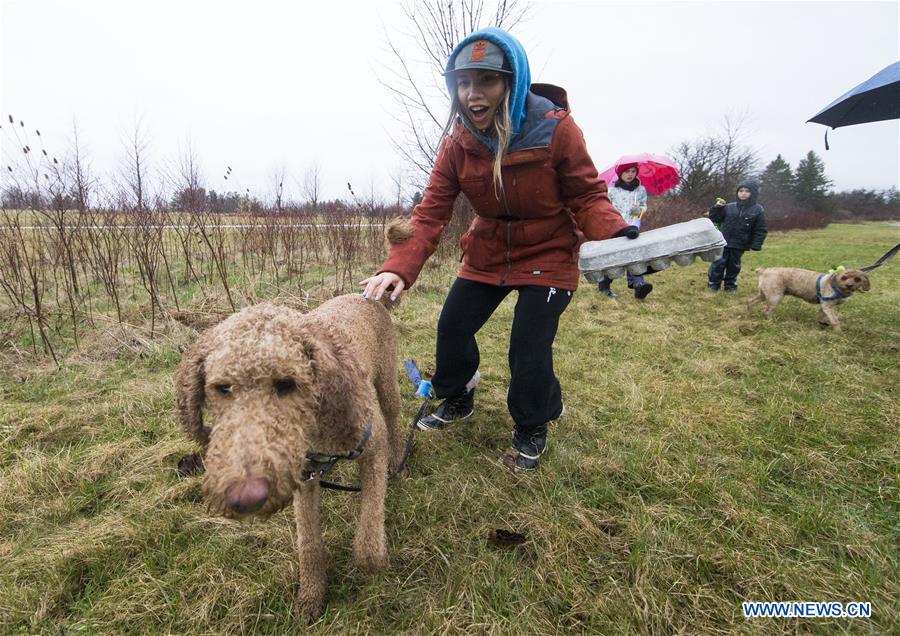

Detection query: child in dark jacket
xmin=707 ymin=178 xmax=768 ymax=291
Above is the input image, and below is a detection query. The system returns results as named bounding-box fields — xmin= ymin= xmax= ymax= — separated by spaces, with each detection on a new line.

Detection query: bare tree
xmin=669 ymin=113 xmax=758 ymax=203
xmin=271 ymin=164 xmax=287 ymax=214
xmin=670 ymin=137 xmax=719 ymax=203
xmin=381 ymin=0 xmax=531 ymax=185
xmin=301 ymin=162 xmax=322 ymax=211
xmin=120 ymin=116 xmax=151 ymax=212
xmin=170 ymin=137 xmax=206 ymax=213
xmin=714 ymin=111 xmax=758 ymax=196
xmin=389 ymin=164 xmax=405 ymax=211
xmin=67 ymin=120 xmax=94 ymax=212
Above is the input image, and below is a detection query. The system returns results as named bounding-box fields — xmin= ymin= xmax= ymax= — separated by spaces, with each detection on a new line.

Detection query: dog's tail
xmin=376 ymin=217 xmax=415 ymax=311
xmin=385 ymin=216 xmax=414 ymax=246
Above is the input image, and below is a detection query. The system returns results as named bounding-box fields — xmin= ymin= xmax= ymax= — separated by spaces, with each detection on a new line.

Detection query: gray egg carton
xmin=579 ymin=217 xmax=726 ymax=282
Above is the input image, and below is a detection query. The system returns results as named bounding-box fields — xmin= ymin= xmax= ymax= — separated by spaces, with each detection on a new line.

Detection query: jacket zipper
xmin=499 ymin=176 xmax=514 ymax=285
xmin=499 ymin=221 xmax=512 ymax=285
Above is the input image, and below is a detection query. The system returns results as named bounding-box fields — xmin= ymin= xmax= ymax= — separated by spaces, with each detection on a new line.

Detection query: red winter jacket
xmin=379 ymin=85 xmax=628 ymax=291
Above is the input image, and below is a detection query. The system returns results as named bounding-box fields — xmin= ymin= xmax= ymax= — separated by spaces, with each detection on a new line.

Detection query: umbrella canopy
xmin=598 ymin=153 xmax=680 ymax=196
xmin=808 ymin=61 xmax=900 ymax=129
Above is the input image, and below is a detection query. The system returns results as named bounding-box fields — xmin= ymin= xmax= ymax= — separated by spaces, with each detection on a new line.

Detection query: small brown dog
xmin=175 ymin=295 xmax=404 ymax=623
xmin=747 ymin=267 xmax=870 ymax=332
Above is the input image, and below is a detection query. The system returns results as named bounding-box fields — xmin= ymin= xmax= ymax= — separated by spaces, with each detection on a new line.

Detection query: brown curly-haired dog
xmin=747 ymin=267 xmax=870 ymax=332
xmin=175 ymin=294 xmax=404 ymax=623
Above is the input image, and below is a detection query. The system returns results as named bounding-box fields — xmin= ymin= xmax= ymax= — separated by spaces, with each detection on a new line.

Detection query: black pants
xmin=708 ymin=247 xmax=745 ymax=290
xmin=431 ymin=278 xmax=572 ymax=435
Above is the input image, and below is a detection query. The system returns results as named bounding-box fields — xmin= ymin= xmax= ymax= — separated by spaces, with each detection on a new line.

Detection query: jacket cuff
xmin=377 ymin=240 xmax=428 ymax=288
xmin=583 ymin=214 xmax=628 ymax=240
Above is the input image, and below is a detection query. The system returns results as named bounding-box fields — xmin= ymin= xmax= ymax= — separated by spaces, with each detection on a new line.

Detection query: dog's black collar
xmin=302 ymin=421 xmax=372 ymax=482
xmin=816 ymin=273 xmax=848 ymax=303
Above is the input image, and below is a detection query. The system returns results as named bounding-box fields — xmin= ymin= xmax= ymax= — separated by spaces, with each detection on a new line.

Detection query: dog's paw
xmin=354 ymin=542 xmax=389 ymax=573
xmin=294 ymin=587 xmax=325 ymax=625
xmin=176 ymin=452 xmax=205 ymax=477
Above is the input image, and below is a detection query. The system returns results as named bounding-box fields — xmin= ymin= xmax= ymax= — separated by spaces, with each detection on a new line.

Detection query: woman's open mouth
xmin=468 ymin=105 xmax=491 ymax=126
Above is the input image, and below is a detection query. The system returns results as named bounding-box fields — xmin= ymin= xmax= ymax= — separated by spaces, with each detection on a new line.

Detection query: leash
xmin=388 ymin=359 xmax=433 ymax=480
xmin=306 ymin=359 xmax=432 ymax=492
xmin=812 ymin=242 xmax=900 ymax=305
xmin=303 ymin=422 xmax=373 ymax=492
xmin=860 ymin=242 xmax=900 ymax=272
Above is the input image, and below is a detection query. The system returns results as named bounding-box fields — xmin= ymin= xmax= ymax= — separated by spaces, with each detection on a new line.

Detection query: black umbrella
xmin=807 ymin=61 xmax=900 ymax=148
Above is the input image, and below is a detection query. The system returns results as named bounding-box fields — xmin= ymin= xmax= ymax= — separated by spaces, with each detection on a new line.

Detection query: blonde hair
xmin=441 ymin=83 xmax=512 ymax=198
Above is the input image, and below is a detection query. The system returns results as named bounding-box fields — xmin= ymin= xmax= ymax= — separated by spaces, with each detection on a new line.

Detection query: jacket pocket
xmin=460 ymin=177 xmax=488 ymax=198
xmin=504 ymin=163 xmax=559 ymax=216
xmin=460 ymin=176 xmax=501 ymax=214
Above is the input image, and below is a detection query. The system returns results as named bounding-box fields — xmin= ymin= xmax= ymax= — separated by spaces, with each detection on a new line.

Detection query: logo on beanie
xmin=470 ymin=40 xmax=488 ymax=62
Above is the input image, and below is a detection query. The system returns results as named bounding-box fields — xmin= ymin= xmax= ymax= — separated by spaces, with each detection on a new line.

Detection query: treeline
xmin=645 ymin=117 xmax=899 ymax=231
xmin=0 ymin=112 xmax=896 ymax=363
xmin=2 ymin=113 xmax=898 ymax=231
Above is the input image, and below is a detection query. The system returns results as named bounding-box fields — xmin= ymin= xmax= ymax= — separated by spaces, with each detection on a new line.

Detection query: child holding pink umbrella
xmin=597 ymin=163 xmax=654 ymax=299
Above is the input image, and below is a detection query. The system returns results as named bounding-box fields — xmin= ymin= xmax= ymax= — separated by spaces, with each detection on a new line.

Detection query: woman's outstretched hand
xmin=359 ymin=271 xmax=406 ymax=302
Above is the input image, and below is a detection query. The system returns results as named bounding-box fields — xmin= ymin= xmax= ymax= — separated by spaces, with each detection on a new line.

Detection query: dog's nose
xmin=225 ymin=477 xmax=270 ymax=514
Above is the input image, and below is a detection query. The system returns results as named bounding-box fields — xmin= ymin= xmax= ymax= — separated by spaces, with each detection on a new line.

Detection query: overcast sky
xmin=2 ymin=0 xmax=898 ymax=204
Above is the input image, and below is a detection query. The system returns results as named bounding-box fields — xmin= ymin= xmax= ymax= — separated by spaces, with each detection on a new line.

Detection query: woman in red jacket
xmin=361 ymin=27 xmax=638 ymax=470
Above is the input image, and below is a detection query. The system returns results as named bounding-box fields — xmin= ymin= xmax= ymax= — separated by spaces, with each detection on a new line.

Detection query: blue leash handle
xmin=403 ymin=359 xmax=422 ymax=387
xmin=416 ymin=380 xmax=433 ymax=399
xmin=403 ymin=359 xmax=434 ymax=399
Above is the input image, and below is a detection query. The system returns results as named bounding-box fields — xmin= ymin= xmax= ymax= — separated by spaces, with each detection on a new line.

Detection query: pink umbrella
xmin=599 ymin=153 xmax=680 ymax=196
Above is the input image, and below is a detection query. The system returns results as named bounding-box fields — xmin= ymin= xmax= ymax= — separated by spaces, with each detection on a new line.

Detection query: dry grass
xmin=0 ymin=222 xmax=897 ymax=634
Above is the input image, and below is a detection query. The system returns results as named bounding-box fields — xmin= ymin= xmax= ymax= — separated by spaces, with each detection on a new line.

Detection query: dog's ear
xmin=858 ymin=272 xmax=871 ymax=291
xmin=300 ymin=327 xmax=374 ymax=448
xmin=175 ymin=331 xmax=213 ymax=446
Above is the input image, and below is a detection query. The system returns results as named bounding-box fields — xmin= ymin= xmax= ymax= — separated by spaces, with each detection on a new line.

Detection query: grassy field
xmin=1 ymin=222 xmax=897 ymax=634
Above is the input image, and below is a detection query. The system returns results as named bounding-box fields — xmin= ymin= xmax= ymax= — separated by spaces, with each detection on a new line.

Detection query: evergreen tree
xmin=760 ymin=154 xmax=795 ymax=198
xmin=794 ymin=150 xmax=833 ymax=208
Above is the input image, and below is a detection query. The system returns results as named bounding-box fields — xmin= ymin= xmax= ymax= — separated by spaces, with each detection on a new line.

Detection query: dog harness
xmin=302 ymin=421 xmax=373 ymax=484
xmin=816 ymin=273 xmax=847 ymax=303
xmin=296 ymin=359 xmax=438 ymax=493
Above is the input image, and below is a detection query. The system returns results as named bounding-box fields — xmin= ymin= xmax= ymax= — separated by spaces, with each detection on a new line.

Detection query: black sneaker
xmin=724 ymin=286 xmax=738 ymax=293
xmin=634 ymin=283 xmax=653 ymax=299
xmin=503 ymin=430 xmax=548 ymax=471
xmin=416 ymin=389 xmax=474 ymax=431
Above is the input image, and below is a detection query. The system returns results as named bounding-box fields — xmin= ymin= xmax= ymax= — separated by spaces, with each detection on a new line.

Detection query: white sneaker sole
xmin=415 ymin=409 xmax=473 ymax=432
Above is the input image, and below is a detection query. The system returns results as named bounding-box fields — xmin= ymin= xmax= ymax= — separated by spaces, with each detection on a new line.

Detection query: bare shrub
xmin=641 ymin=196 xmax=704 ymax=230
